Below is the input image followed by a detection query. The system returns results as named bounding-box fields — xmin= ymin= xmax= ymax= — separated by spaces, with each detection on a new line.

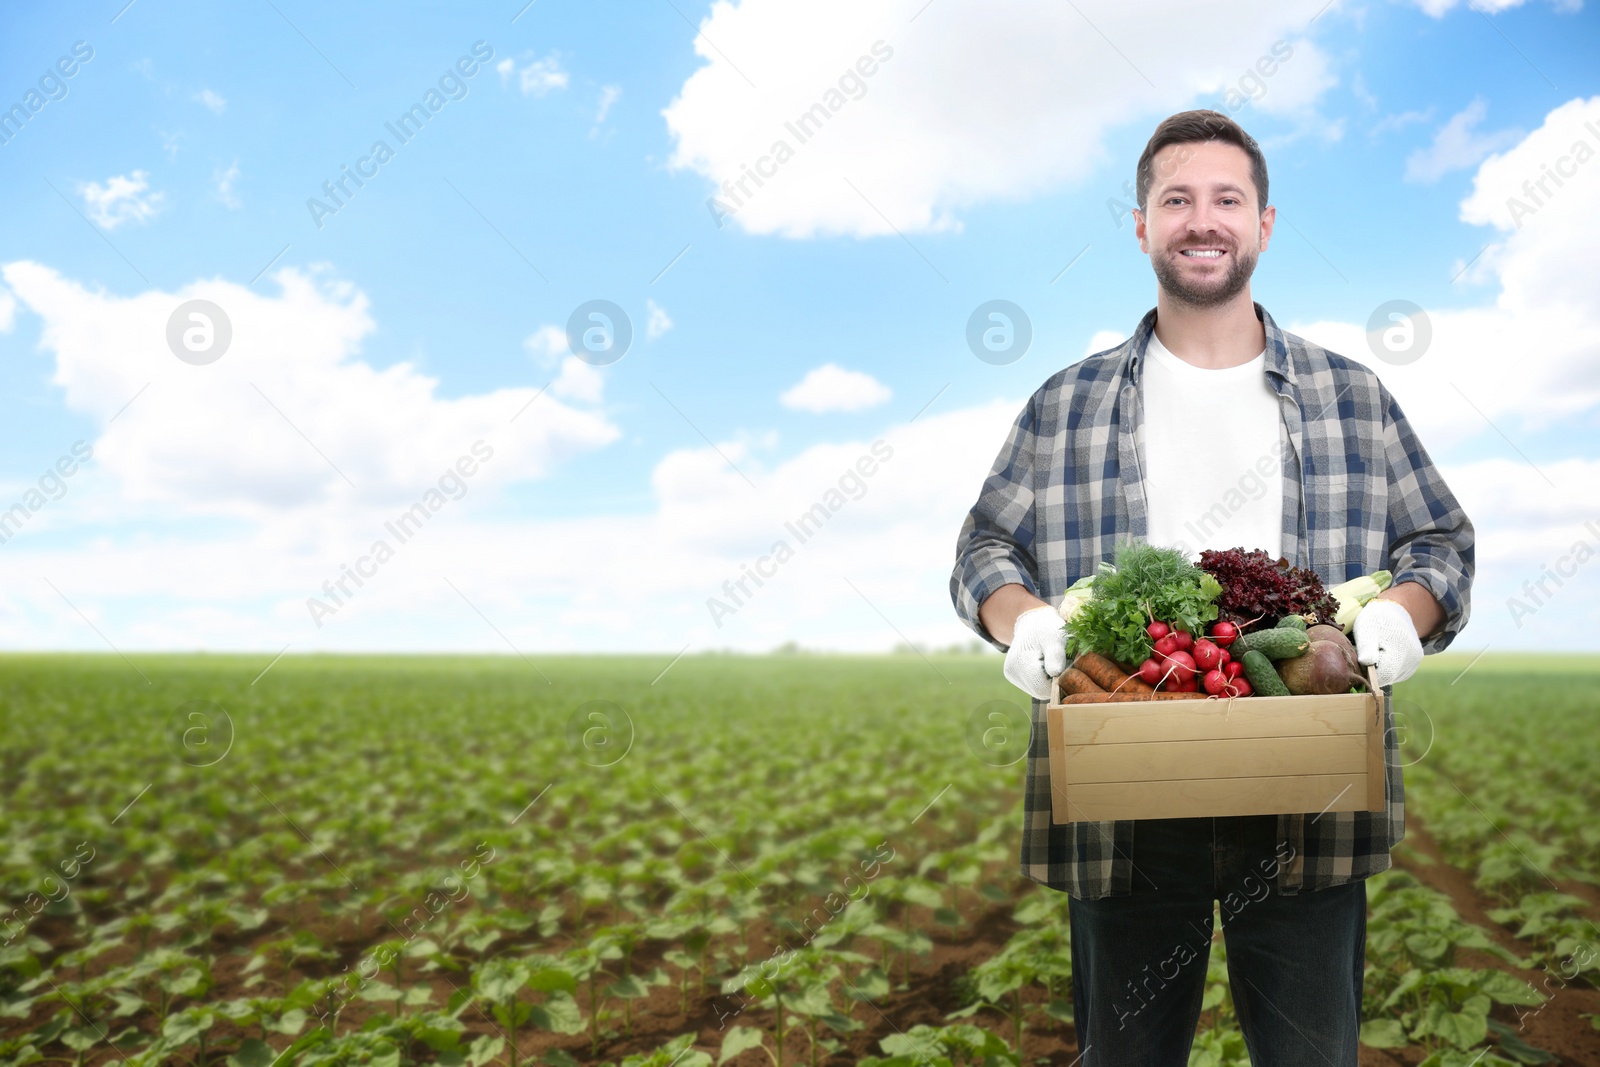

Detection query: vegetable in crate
xmin=1275 ymin=624 xmax=1367 ymax=695
xmin=1328 ymin=570 xmax=1393 ymax=632
xmin=1062 ymin=541 xmax=1221 ymax=670
xmin=1196 ymin=547 xmax=1340 ymax=630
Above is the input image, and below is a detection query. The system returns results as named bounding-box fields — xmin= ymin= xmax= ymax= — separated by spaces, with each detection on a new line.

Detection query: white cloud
xmin=511 ymin=53 xmax=568 ymax=97
xmin=663 ymin=0 xmax=1343 ymax=238
xmin=596 ymin=84 xmax=621 ymax=124
xmin=495 ymin=57 xmax=514 ymax=85
xmin=0 ymin=262 xmax=620 ymax=519
xmin=1408 ymin=0 xmax=1580 ymax=16
xmin=214 ymin=161 xmax=241 ymax=209
xmin=646 ymin=299 xmax=673 ymax=340
xmin=0 ymin=288 xmax=14 ymax=333
xmin=549 ymin=356 xmax=605 ymax=404
xmin=78 ymin=171 xmax=164 ymax=229
xmin=1211 ymin=37 xmax=1338 ymax=118
xmin=1287 ymin=96 xmax=1600 ymax=450
xmin=1370 ymin=107 xmax=1433 ymax=138
xmin=524 ymin=324 xmax=567 ymax=366
xmin=780 ymin=363 xmax=892 ymax=413
xmin=1404 ymin=99 xmax=1523 ymax=183
xmin=194 ymin=88 xmax=226 ymax=114
xmin=1085 ymin=329 xmax=1126 ymax=357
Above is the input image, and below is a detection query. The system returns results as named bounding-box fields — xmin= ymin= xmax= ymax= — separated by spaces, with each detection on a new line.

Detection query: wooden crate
xmin=1044 ymin=663 xmax=1385 ymax=823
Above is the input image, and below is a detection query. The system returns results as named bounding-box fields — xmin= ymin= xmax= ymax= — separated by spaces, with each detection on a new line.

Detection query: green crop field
xmin=2 ymin=653 xmax=1597 ymax=1067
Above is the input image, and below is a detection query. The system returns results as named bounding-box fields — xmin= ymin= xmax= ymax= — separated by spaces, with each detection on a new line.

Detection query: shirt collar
xmin=1124 ymin=300 xmax=1295 ymax=390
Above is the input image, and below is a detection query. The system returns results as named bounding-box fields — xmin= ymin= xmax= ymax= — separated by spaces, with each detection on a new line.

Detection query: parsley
xmin=1063 ymin=541 xmax=1222 ymax=668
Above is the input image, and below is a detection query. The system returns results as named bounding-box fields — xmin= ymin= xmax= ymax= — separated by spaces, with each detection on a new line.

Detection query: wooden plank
xmin=1055 ymin=695 xmax=1370 ymax=744
xmin=1365 ymin=665 xmax=1386 ymax=811
xmin=1046 ymin=701 xmax=1069 ymax=823
xmin=1060 ymin=734 xmax=1368 ymax=785
xmin=1064 ymin=773 xmax=1368 ymax=822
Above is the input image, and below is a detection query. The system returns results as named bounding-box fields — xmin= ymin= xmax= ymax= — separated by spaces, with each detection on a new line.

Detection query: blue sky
xmin=1 ymin=0 xmax=1597 ymax=657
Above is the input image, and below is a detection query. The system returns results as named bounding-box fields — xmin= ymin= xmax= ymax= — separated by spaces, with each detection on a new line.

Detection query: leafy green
xmin=1063 ymin=540 xmax=1221 ymax=666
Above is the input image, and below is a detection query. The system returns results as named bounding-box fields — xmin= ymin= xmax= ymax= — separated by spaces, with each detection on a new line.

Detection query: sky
xmin=0 ymin=0 xmax=1597 ymax=659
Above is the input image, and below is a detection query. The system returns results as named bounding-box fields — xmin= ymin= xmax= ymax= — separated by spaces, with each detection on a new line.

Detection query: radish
xmin=1153 ymin=634 xmax=1179 ymax=658
xmin=1223 ymin=660 xmax=1245 ymax=680
xmin=1202 ymin=668 xmax=1228 ymax=695
xmin=1162 ymin=650 xmax=1197 ymax=678
xmin=1192 ymin=639 xmax=1222 ymax=671
xmin=1139 ymin=658 xmax=1164 ymax=685
xmin=1172 ymin=630 xmax=1194 ymax=652
xmin=1230 ymin=677 xmax=1254 ymax=697
xmin=1146 ymin=620 xmax=1171 ymax=640
xmin=1210 ymin=621 xmax=1239 ymax=647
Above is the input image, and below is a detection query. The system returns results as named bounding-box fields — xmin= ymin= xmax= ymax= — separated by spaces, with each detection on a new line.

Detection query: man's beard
xmin=1151 ymin=240 xmax=1257 ymax=309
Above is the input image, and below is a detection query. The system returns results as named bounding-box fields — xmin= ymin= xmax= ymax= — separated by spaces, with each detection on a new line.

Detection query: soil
xmin=9 ymin=816 xmax=1598 ymax=1067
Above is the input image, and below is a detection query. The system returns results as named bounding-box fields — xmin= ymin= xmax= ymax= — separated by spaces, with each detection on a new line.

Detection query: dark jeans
xmin=1067 ymin=815 xmax=1366 ymax=1066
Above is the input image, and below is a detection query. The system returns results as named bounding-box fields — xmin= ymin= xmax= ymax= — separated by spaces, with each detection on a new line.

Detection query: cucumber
xmin=1232 ymin=627 xmax=1310 ymax=660
xmin=1242 ymin=650 xmax=1291 ymax=696
xmin=1276 ymin=614 xmax=1308 ymax=631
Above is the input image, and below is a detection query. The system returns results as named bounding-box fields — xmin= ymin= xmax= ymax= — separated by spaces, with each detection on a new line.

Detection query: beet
xmin=1276 ymin=640 xmax=1366 ymax=695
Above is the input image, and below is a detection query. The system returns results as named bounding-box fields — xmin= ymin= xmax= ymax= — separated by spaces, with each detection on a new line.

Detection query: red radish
xmin=1172 ymin=630 xmax=1194 ymax=651
xmin=1139 ymin=658 xmax=1164 ymax=685
xmin=1153 ymin=634 xmax=1178 ymax=658
xmin=1230 ymin=677 xmax=1254 ymax=697
xmin=1192 ymin=639 xmax=1222 ymax=671
xmin=1223 ymin=660 xmax=1245 ymax=680
xmin=1210 ymin=621 xmax=1239 ymax=647
xmin=1163 ymin=650 xmax=1197 ymax=678
xmin=1146 ymin=620 xmax=1171 ymax=640
xmin=1216 ymin=649 xmax=1231 ymax=666
xmin=1202 ymin=668 xmax=1228 ymax=695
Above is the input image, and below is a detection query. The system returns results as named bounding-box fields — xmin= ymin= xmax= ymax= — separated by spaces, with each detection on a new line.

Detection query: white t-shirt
xmin=1140 ymin=331 xmax=1284 ymax=562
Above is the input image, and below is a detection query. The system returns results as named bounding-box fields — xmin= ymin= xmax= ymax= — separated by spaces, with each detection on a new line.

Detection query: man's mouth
xmin=1179 ymin=248 xmax=1226 ymax=259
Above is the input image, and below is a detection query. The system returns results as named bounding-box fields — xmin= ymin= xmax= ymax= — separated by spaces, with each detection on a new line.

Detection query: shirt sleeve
xmin=950 ymin=393 xmax=1043 ymax=652
xmin=1377 ymin=381 xmax=1475 ymax=654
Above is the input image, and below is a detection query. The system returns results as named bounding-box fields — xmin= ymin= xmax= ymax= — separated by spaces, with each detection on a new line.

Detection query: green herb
xmin=1063 ymin=540 xmax=1221 ymax=667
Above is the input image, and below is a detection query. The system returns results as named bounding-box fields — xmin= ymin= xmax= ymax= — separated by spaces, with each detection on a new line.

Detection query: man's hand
xmin=1003 ymin=605 xmax=1068 ymax=701
xmin=1353 ymin=598 xmax=1423 ymax=688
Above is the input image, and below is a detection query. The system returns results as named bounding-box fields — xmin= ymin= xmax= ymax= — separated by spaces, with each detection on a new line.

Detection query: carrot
xmin=1057 ymin=668 xmax=1105 ymax=697
xmin=1074 ymin=651 xmax=1156 ymax=695
xmin=1060 ymin=691 xmax=1208 ymax=703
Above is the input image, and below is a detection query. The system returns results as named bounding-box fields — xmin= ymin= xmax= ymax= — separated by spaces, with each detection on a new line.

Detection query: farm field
xmin=1 ymin=652 xmax=1597 ymax=1067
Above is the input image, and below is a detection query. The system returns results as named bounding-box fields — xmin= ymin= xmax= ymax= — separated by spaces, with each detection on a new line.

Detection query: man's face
xmin=1135 ymin=141 xmax=1273 ymax=309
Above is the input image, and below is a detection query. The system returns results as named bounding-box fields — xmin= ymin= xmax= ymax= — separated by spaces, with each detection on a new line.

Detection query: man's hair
xmin=1136 ymin=109 xmax=1268 ymax=216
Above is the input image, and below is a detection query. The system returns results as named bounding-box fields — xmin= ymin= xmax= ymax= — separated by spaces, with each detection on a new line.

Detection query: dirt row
xmin=11 ymin=818 xmax=1599 ymax=1067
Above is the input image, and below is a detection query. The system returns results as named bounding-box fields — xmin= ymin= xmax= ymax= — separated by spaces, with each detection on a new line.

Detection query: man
xmin=948 ymin=109 xmax=1474 ymax=1066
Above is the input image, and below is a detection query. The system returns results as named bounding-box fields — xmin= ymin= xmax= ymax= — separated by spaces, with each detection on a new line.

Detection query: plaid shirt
xmin=950 ymin=302 xmax=1475 ymax=900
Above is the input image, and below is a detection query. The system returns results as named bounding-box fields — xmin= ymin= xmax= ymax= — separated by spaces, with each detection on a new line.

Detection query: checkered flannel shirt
xmin=949 ymin=302 xmax=1475 ymax=899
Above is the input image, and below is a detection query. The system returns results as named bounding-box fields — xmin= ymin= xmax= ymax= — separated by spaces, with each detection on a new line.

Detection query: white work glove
xmin=1003 ymin=605 xmax=1068 ymax=701
xmin=1352 ymin=598 xmax=1423 ymax=688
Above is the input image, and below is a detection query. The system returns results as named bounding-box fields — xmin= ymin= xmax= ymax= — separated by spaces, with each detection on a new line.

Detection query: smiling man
xmin=949 ymin=110 xmax=1474 ymax=1065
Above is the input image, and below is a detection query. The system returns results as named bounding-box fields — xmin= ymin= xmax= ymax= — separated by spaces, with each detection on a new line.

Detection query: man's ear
xmin=1133 ymin=209 xmax=1147 ymax=252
